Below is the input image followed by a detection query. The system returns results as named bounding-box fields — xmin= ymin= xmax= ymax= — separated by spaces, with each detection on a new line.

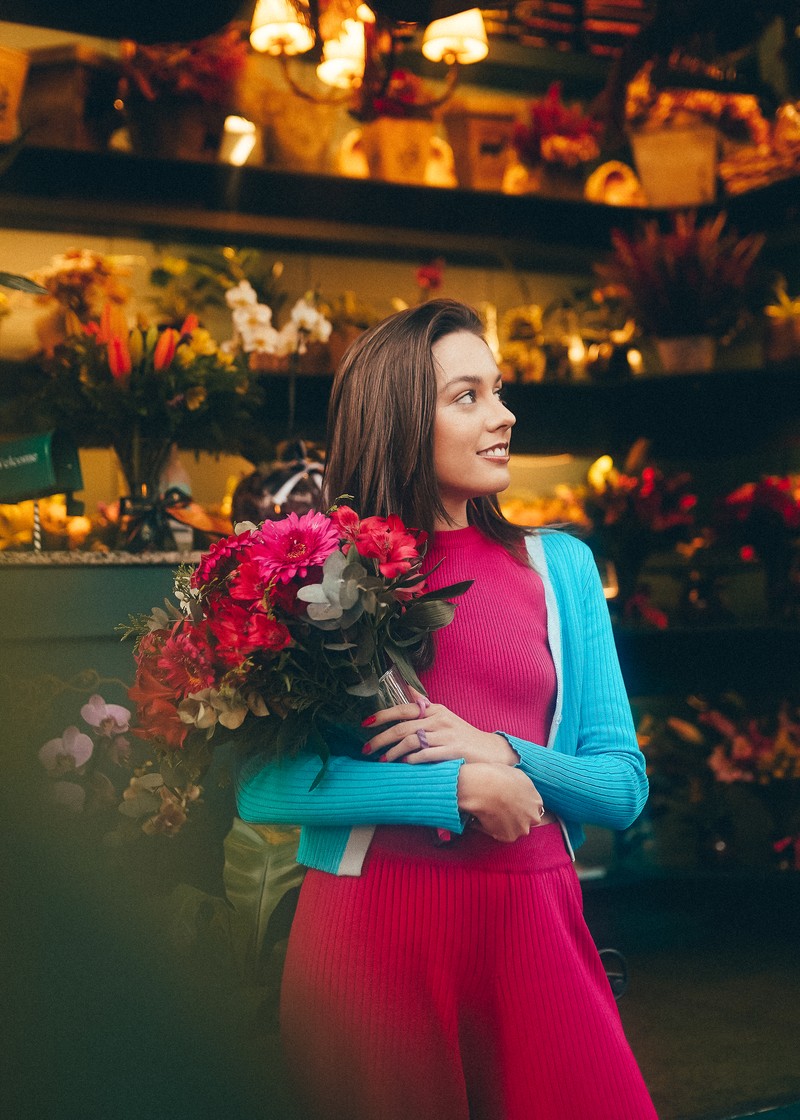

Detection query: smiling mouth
xmin=477 ymin=444 xmax=509 ymax=458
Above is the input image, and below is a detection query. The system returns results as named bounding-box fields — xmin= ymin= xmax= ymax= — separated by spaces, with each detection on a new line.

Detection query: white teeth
xmin=479 ymin=447 xmax=507 ymax=457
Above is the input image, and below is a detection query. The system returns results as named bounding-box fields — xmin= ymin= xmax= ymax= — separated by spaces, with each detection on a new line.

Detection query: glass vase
xmin=112 ymin=427 xmax=177 ymax=553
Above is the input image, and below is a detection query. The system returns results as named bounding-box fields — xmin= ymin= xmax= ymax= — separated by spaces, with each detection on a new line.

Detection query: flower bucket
xmin=630 ymin=125 xmax=718 ymax=208
xmin=360 ymin=117 xmax=435 ymax=185
xmin=654 ymin=335 xmax=716 ymax=374
xmin=442 ymin=107 xmax=516 ymax=191
xmin=126 ymin=95 xmax=226 ymax=161
xmin=0 ymin=46 xmax=29 ymax=143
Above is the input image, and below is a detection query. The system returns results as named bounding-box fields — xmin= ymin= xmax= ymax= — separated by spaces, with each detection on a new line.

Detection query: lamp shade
xmin=250 ymin=0 xmax=315 ymax=55
xmin=316 ymin=18 xmax=366 ymax=89
xmin=421 ymin=8 xmax=488 ymax=64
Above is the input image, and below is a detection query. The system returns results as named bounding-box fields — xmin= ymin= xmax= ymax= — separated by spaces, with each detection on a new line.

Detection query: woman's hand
xmin=361 ymin=692 xmax=519 ymax=766
xmin=457 ymin=763 xmax=544 ymax=843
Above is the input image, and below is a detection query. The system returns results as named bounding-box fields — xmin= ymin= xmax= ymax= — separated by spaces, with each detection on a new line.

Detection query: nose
xmin=492 ymin=396 xmax=516 ymax=430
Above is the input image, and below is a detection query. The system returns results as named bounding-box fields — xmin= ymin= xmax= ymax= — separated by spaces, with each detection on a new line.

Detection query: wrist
xmin=493 ymin=732 xmax=521 ymax=766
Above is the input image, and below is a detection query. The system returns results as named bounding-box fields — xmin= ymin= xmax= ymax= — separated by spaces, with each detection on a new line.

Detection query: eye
xmin=455 ymin=389 xmax=477 ymax=404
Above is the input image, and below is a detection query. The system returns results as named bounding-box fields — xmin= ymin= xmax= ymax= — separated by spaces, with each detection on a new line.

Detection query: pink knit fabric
xmin=282 ymin=825 xmax=659 ymax=1120
xmin=418 ymin=524 xmax=556 ymax=744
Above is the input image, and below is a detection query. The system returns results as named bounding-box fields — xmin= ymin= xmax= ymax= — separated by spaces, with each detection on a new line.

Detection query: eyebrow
xmin=441 ymin=373 xmax=501 ymax=390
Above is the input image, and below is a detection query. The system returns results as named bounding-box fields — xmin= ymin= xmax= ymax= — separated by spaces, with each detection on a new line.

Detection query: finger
xmin=361 ymin=703 xmax=422 ymax=730
xmin=362 ymin=718 xmax=424 ymax=756
xmin=381 ymin=736 xmax=425 ymax=763
xmin=409 ymin=686 xmax=431 ymax=710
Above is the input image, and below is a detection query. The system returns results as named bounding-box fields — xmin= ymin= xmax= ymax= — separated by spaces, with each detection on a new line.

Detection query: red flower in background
xmin=207 ymin=602 xmax=292 ymax=667
xmin=129 ymin=666 xmax=188 ymax=750
xmin=156 ymin=623 xmax=217 ymax=698
xmin=356 ymin=515 xmax=427 ymax=579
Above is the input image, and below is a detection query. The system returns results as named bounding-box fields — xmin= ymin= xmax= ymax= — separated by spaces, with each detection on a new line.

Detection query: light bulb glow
xmin=316 ymin=18 xmax=365 ymax=89
xmin=250 ymin=0 xmax=315 ymax=55
xmin=421 ymin=9 xmax=488 ymax=65
xmin=220 ymin=116 xmax=257 ymax=166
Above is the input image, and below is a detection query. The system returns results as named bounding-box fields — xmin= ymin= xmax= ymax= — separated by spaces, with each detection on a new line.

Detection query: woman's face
xmin=432 ymin=330 xmax=516 ymax=528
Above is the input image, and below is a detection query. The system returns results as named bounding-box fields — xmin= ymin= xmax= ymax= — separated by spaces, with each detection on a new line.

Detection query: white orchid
xmin=38 ymin=726 xmax=94 ymax=774
xmin=80 ymin=693 xmax=131 ymax=737
xmin=225 ymin=279 xmax=259 ymax=310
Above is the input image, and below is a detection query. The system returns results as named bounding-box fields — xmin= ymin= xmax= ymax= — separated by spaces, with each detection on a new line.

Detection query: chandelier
xmin=249 ymin=0 xmax=489 ymax=113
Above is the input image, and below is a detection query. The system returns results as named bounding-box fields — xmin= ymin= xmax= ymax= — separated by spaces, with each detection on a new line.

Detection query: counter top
xmin=0 ymin=550 xmax=200 ymax=567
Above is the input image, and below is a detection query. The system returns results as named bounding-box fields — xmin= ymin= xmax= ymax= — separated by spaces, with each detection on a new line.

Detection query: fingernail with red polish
xmin=379 ymin=755 xmax=389 ymax=762
xmin=361 ymin=715 xmax=376 ymax=727
xmin=361 ymin=743 xmax=373 ymax=755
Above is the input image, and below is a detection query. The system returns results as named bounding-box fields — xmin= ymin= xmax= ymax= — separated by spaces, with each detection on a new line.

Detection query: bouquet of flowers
xmin=123 ymin=505 xmax=472 ymax=794
xmin=27 ymin=303 xmax=261 ymax=491
xmin=584 ymin=439 xmax=697 ymax=617
xmin=354 ymin=66 xmax=435 ymax=123
xmin=513 ymin=82 xmax=602 ymax=170
xmin=594 ymin=213 xmax=764 ymax=340
xmin=120 ymin=24 xmax=248 ymax=105
xmin=640 ymin=693 xmax=800 ymax=869
xmin=720 ymin=474 xmax=800 ymax=617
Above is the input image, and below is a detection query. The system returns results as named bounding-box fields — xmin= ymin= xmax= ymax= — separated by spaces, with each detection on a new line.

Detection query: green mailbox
xmin=0 ymin=430 xmax=83 ymax=504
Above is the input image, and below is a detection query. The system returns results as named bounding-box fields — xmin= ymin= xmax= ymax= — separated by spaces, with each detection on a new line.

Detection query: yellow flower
xmin=161 ymin=255 xmax=188 ymax=276
xmin=187 ymin=327 xmax=218 ymax=356
xmin=185 ymin=385 xmax=207 ymax=410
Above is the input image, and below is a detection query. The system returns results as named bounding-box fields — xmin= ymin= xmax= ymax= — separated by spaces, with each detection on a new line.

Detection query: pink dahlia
xmin=156 ymin=622 xmax=217 ymax=699
xmin=255 ymin=511 xmax=340 ymax=584
xmin=192 ymin=529 xmax=256 ymax=595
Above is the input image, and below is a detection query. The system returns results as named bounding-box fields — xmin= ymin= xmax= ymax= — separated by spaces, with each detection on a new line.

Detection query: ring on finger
xmin=416 ymin=726 xmax=430 ymax=750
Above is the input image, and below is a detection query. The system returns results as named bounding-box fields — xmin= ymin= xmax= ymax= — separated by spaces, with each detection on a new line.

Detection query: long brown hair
xmin=323 ymin=298 xmax=530 ymax=560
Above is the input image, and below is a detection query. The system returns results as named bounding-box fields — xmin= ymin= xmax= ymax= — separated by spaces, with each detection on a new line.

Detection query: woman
xmin=235 ymin=299 xmax=658 ymax=1120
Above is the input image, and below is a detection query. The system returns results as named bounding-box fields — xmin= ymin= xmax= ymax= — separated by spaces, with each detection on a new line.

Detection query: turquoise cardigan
xmin=235 ymin=530 xmax=648 ymax=875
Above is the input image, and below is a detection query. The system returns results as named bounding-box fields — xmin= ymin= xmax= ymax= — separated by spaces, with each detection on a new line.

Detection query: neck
xmin=435 ymin=501 xmax=469 ymax=531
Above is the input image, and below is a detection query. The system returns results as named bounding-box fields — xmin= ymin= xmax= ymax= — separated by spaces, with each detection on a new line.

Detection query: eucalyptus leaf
xmin=321 ymin=549 xmax=348 ymax=594
xmin=354 ymin=627 xmax=375 ymax=666
xmin=402 ymin=599 xmax=456 ymax=630
xmin=338 ymin=580 xmax=361 ymax=611
xmin=323 ymin=641 xmax=356 ymax=651
xmin=419 ymin=579 xmax=474 ymax=601
xmin=346 ymin=676 xmax=380 ymax=697
xmin=296 ymin=584 xmax=329 ymax=604
xmin=307 ymin=601 xmax=344 ymax=621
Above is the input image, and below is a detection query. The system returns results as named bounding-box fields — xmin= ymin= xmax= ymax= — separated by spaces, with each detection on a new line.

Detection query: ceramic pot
xmin=359 ymin=117 xmax=435 ymax=185
xmin=654 ymin=335 xmax=716 ymax=374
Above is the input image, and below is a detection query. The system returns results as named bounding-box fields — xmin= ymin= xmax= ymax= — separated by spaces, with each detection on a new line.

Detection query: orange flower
xmin=107 ymin=333 xmax=132 ymax=380
xmin=153 ymin=327 xmax=179 ymax=370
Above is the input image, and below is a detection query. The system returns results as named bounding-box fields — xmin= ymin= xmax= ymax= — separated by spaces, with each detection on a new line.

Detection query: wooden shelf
xmin=1 ymin=146 xmax=799 ymax=273
xmin=613 ymin=623 xmax=800 ymax=696
xmin=6 ymin=360 xmax=800 ymax=456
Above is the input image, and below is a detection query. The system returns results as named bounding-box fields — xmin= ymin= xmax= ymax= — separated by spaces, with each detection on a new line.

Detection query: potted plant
xmin=594 ymin=212 xmax=764 ymax=372
xmin=119 ymin=23 xmax=248 ymax=160
xmin=505 ymin=82 xmax=602 ymax=198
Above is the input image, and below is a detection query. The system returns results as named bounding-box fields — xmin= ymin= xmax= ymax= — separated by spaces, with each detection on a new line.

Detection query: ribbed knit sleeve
xmin=235 ymin=748 xmax=466 ymax=832
xmin=502 ymin=533 xmax=648 ymax=831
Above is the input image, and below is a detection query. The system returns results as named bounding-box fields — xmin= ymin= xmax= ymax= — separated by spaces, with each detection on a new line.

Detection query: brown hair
xmin=323 ymin=298 xmax=530 ymax=560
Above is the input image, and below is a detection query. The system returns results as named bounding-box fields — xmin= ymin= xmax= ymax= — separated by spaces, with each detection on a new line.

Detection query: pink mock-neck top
xmin=371 ymin=524 xmax=556 ymax=858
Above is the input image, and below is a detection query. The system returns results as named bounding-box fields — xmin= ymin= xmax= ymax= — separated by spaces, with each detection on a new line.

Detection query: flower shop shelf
xmin=4 ymin=361 xmax=800 ymax=454
xmin=613 ymin=624 xmax=800 ymax=697
xmin=502 ymin=365 xmax=800 ymax=456
xmin=1 ymin=146 xmax=799 ymax=273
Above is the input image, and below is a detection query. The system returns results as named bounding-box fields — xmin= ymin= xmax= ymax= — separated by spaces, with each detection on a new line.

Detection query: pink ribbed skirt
xmin=280 ymin=823 xmax=658 ymax=1120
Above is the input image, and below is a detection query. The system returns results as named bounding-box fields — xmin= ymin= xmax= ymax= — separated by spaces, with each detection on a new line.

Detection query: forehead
xmin=432 ymin=330 xmax=497 ymax=385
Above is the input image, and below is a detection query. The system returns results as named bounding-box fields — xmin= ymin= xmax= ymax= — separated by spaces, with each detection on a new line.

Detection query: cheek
xmin=433 ymin=417 xmax=466 ymax=478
